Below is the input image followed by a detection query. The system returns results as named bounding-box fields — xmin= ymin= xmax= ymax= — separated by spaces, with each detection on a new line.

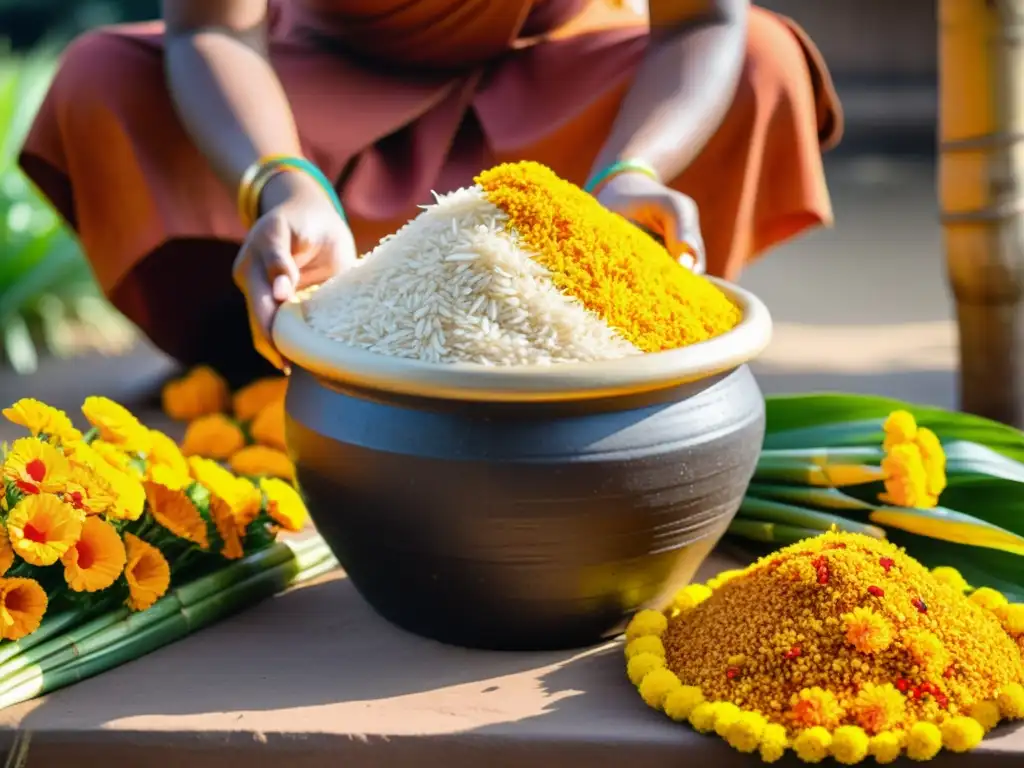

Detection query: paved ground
xmin=0 ymin=151 xmax=955 ymax=442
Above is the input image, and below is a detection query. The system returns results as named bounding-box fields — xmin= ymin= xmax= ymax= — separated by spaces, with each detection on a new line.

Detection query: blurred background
xmin=0 ymin=1 xmax=950 ymax=408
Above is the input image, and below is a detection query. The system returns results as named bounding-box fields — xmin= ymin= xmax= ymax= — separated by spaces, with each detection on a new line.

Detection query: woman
xmin=20 ymin=0 xmax=840 ymax=384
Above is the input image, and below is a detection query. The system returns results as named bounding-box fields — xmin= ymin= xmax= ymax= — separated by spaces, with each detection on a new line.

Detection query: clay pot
xmin=273 ymin=279 xmax=772 ymax=650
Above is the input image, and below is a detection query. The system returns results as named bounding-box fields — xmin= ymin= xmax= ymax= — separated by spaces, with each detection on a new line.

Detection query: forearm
xmin=163 ymin=2 xmax=302 ymax=194
xmin=590 ymin=0 xmax=748 ymax=181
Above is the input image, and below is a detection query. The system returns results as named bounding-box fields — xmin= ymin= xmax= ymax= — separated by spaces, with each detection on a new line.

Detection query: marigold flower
xmin=687 ymin=701 xmax=719 ymax=733
xmin=625 ymin=609 xmax=668 ymax=641
xmin=841 ymin=606 xmax=893 ymax=654
xmin=997 ymin=682 xmax=1024 ymax=719
xmin=0 ymin=527 xmax=14 ymax=577
xmin=849 ymin=683 xmax=906 ymax=734
xmin=789 ymin=687 xmax=845 ymax=730
xmin=233 ymin=377 xmax=288 ymax=421
xmin=793 ymin=726 xmax=832 ymax=763
xmin=63 ymin=464 xmax=115 ymax=515
xmin=639 ymin=667 xmax=681 ymax=709
xmin=0 ymin=578 xmax=47 ymax=640
xmin=181 ymin=414 xmax=246 ymax=460
xmin=147 ymin=463 xmax=192 ymax=492
xmin=758 ymin=722 xmax=789 ymax=763
xmin=62 ymin=516 xmax=126 ymax=592
xmin=189 ymin=457 xmax=262 ymax=524
xmin=940 ymin=716 xmax=984 ymax=753
xmin=712 ymin=702 xmax=743 ymax=739
xmin=210 ymin=494 xmax=246 ymax=560
xmin=830 ymin=725 xmax=869 ymax=765
xmin=902 ymin=628 xmax=948 ymax=673
xmin=259 ymin=477 xmax=308 ymax=532
xmin=2 ymin=398 xmax=82 ymax=445
xmin=672 ymin=583 xmax=712 ymax=613
xmin=161 ymin=366 xmax=230 ymax=421
xmin=625 ymin=635 xmax=665 ymax=661
xmin=931 ymin=566 xmax=969 ymax=592
xmin=706 ymin=569 xmax=745 ymax=590
xmin=250 ymin=399 xmax=287 ymax=451
xmin=626 ymin=651 xmax=665 ymax=686
xmin=914 ymin=427 xmax=947 ymax=499
xmin=969 ymin=586 xmax=1008 ymax=613
xmin=82 ymin=396 xmax=151 ymax=454
xmin=144 ymin=481 xmax=210 ymax=549
xmin=1000 ymin=604 xmax=1024 ymax=635
xmin=663 ymin=685 xmax=704 ymax=722
xmin=7 ymin=494 xmax=84 ymax=566
xmin=724 ymin=711 xmax=766 ymax=753
xmin=147 ymin=429 xmax=190 ymax=479
xmin=65 ymin=442 xmax=145 ymax=521
xmin=905 ymin=721 xmax=942 ymax=761
xmin=123 ymin=533 xmax=170 ymax=611
xmin=969 ymin=700 xmax=1002 ymax=731
xmin=882 ymin=410 xmax=918 ymax=451
xmin=91 ymin=440 xmax=139 ymax=475
xmin=879 ymin=442 xmax=937 ymax=509
xmin=867 ymin=732 xmax=903 ymax=764
xmin=2 ymin=437 xmax=70 ymax=495
xmin=228 ymin=445 xmax=295 ymax=482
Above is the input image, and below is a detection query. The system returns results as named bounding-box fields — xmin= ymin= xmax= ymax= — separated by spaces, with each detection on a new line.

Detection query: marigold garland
xmin=624 ymin=531 xmax=1024 ymax=763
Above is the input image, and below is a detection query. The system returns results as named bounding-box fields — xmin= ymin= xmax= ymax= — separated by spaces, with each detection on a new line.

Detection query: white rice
xmin=302 ymin=186 xmax=640 ymax=366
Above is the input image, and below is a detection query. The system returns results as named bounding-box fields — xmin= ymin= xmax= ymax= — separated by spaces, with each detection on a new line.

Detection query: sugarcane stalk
xmin=727 ymin=519 xmax=825 ymax=545
xmin=738 ymin=497 xmax=886 ymax=538
xmin=745 ymin=483 xmax=875 ymax=511
xmin=0 ymin=608 xmax=89 ymax=667
xmin=940 ymin=0 xmax=1024 ymax=425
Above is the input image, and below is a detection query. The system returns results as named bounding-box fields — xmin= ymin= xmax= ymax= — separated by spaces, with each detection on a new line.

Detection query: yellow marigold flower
xmin=0 ymin=578 xmax=47 ymax=640
xmin=188 ymin=457 xmax=262 ymax=525
xmin=788 ymin=687 xmax=845 ymax=730
xmin=793 ymin=726 xmax=832 ymax=764
xmin=250 ymin=399 xmax=287 ymax=451
xmin=850 ymin=683 xmax=906 ymax=734
xmin=161 ymin=366 xmax=230 ymax=421
xmin=7 ymin=494 xmax=84 ymax=566
xmin=147 ymin=462 xmax=192 ymax=492
xmin=672 ymin=583 xmax=712 ymax=612
xmin=759 ymin=723 xmax=789 ymax=763
xmin=706 ymin=569 xmax=745 ymax=590
xmin=2 ymin=436 xmax=69 ymax=495
xmin=969 ymin=700 xmax=1002 ymax=732
xmin=625 ymin=609 xmax=668 ymax=642
xmin=931 ymin=566 xmax=969 ymax=592
xmin=61 ymin=516 xmax=126 ymax=592
xmin=91 ymin=440 xmax=138 ymax=475
xmin=905 ymin=721 xmax=942 ymax=761
xmin=997 ymin=682 xmax=1024 ymax=719
xmin=969 ymin=586 xmax=1008 ymax=613
xmin=868 ymin=732 xmax=903 ymax=765
xmin=830 ymin=726 xmax=869 ymax=765
xmin=688 ymin=701 xmax=719 ymax=733
xmin=2 ymin=398 xmax=82 ymax=445
xmin=882 ymin=410 xmax=918 ymax=451
xmin=914 ymin=427 xmax=946 ymax=499
xmin=259 ymin=477 xmax=307 ymax=532
xmin=123 ymin=533 xmax=170 ymax=611
xmin=147 ymin=429 xmax=190 ymax=479
xmin=639 ymin=667 xmax=681 ymax=709
xmin=879 ymin=442 xmax=937 ymax=509
xmin=62 ymin=464 xmax=114 ymax=516
xmin=1000 ymin=604 xmax=1024 ymax=635
xmin=842 ymin=606 xmax=893 ymax=654
xmin=625 ymin=635 xmax=665 ymax=661
xmin=81 ymin=396 xmax=151 ymax=454
xmin=626 ymin=651 xmax=665 ymax=686
xmin=713 ymin=702 xmax=743 ymax=738
xmin=724 ymin=711 xmax=767 ymax=753
xmin=233 ymin=377 xmax=288 ymax=421
xmin=663 ymin=685 xmax=704 ymax=722
xmin=0 ymin=527 xmax=14 ymax=577
xmin=940 ymin=716 xmax=984 ymax=753
xmin=144 ymin=480 xmax=210 ymax=549
xmin=65 ymin=442 xmax=144 ymax=521
xmin=228 ymin=445 xmax=295 ymax=482
xmin=181 ymin=414 xmax=246 ymax=460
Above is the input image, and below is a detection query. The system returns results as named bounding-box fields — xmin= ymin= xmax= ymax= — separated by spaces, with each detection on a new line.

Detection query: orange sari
xmin=19 ymin=0 xmax=841 ymax=377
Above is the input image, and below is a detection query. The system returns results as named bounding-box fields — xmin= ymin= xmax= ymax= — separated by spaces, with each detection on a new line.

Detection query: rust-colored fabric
xmin=19 ymin=0 xmax=841 ymax=370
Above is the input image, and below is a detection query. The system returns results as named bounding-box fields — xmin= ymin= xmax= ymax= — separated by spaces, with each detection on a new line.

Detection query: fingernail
xmin=272 ymin=275 xmax=294 ymax=301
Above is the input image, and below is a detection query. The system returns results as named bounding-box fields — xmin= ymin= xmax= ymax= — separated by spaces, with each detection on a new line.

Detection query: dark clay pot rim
xmin=273 ymin=277 xmax=773 ymax=403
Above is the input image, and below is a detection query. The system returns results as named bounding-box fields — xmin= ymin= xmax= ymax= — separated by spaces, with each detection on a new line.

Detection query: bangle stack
xmin=584 ymin=158 xmax=661 ymax=197
xmin=237 ymin=155 xmax=347 ymax=229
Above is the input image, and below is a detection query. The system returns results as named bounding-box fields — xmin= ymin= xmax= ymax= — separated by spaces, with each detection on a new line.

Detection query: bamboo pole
xmin=939 ymin=0 xmax=1024 ymax=426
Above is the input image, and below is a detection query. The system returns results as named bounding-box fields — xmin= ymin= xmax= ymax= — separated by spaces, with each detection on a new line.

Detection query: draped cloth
xmin=18 ymin=0 xmax=841 ymax=376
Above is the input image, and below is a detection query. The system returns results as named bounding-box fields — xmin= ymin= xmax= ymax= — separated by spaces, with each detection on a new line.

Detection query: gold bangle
xmin=237 ymin=155 xmax=293 ymax=228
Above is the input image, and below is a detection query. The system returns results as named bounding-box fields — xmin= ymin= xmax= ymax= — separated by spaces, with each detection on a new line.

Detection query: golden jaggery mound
xmin=666 ymin=533 xmax=1024 ymax=731
xmin=475 ymin=162 xmax=741 ymax=352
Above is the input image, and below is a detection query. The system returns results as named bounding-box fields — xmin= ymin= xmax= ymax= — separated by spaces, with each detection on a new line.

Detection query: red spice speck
xmin=920 ymin=682 xmax=936 ymax=695
xmin=911 ymin=686 xmax=923 ymax=700
xmin=817 ymin=567 xmax=830 ymax=585
xmin=911 ymin=597 xmax=928 ymax=614
xmin=879 ymin=557 xmax=895 ymax=573
xmin=726 ymin=667 xmax=739 ymax=680
xmin=867 ymin=585 xmax=884 ymax=597
xmin=895 ymin=678 xmax=909 ymax=693
xmin=943 ymin=666 xmax=955 ymax=679
xmin=936 ymin=693 xmax=949 ymax=708
xmin=784 ymin=646 xmax=802 ymax=660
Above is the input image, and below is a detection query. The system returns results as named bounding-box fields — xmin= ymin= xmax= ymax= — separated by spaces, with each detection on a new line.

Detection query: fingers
xmin=658 ymin=192 xmax=707 ymax=274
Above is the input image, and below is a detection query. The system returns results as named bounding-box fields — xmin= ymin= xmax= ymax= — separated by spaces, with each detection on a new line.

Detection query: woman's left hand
xmin=595 ymin=171 xmax=706 ymax=273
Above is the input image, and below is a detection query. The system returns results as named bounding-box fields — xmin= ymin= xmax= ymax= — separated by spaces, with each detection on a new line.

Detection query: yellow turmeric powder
xmin=624 ymin=531 xmax=1024 ymax=764
xmin=475 ymin=162 xmax=741 ymax=352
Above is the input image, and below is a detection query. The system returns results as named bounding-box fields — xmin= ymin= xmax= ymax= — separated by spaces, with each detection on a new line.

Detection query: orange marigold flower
xmin=788 ymin=687 xmax=845 ymax=730
xmin=0 ymin=578 xmax=47 ymax=640
xmin=2 ymin=436 xmax=69 ymax=495
xmin=188 ymin=457 xmax=262 ymax=525
xmin=843 ymin=606 xmax=893 ymax=654
xmin=162 ymin=366 xmax=230 ymax=421
xmin=260 ymin=477 xmax=308 ymax=532
xmin=65 ymin=442 xmax=145 ymax=521
xmin=228 ymin=445 xmax=295 ymax=482
xmin=144 ymin=480 xmax=210 ymax=549
xmin=81 ymin=396 xmax=151 ymax=454
xmin=250 ymin=399 xmax=287 ymax=451
xmin=233 ymin=377 xmax=288 ymax=422
xmin=7 ymin=494 xmax=84 ymax=566
xmin=850 ymin=683 xmax=907 ymax=734
xmin=62 ymin=516 xmax=127 ymax=592
xmin=123 ymin=533 xmax=170 ymax=611
xmin=2 ymin=398 xmax=82 ymax=445
xmin=0 ymin=527 xmax=14 ymax=577
xmin=180 ymin=414 xmax=246 ymax=460
xmin=210 ymin=494 xmax=246 ymax=560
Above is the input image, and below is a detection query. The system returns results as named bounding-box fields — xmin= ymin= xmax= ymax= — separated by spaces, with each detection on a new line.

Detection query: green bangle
xmin=584 ymin=159 xmax=660 ymax=196
xmin=271 ymin=156 xmax=348 ymax=224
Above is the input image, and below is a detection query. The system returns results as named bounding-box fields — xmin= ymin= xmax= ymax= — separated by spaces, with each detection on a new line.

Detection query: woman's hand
xmin=232 ymin=172 xmax=357 ymax=371
xmin=595 ymin=171 xmax=706 ymax=273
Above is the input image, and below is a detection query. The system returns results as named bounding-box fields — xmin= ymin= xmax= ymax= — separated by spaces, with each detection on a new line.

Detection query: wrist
xmin=258 ymin=170 xmax=324 ymax=216
xmin=584 ymin=158 xmax=661 ymax=197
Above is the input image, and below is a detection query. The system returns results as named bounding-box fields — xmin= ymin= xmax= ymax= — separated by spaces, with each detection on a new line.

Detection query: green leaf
xmin=745 ymin=483 xmax=875 ymax=511
xmin=869 ymin=505 xmax=1024 ymax=557
xmin=740 ymin=495 xmax=885 ymax=537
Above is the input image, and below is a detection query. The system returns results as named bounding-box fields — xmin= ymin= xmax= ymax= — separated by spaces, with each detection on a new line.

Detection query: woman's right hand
xmin=232 ymin=171 xmax=358 ymax=371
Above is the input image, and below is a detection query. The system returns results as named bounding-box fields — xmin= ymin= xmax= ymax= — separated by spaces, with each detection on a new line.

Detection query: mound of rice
xmin=302 ymin=162 xmax=740 ymax=366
